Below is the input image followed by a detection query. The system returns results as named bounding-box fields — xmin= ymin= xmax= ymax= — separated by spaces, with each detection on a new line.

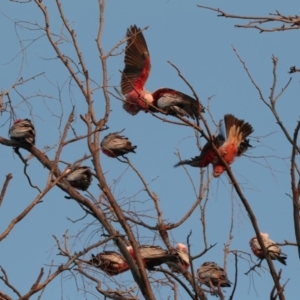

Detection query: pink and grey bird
xmin=127 ymin=245 xmax=179 ymax=270
xmin=101 ymin=131 xmax=137 ymax=158
xmin=175 ymin=114 xmax=253 ymax=177
xmin=89 ymin=251 xmax=130 ymax=276
xmin=249 ymin=232 xmax=287 ymax=265
xmin=9 ymin=119 xmax=36 ymax=145
xmin=66 ymin=166 xmax=92 ymax=191
xmin=197 ymin=262 xmax=231 ymax=289
xmin=168 ymin=243 xmax=190 ymax=272
xmin=121 ymin=25 xmax=204 ymax=119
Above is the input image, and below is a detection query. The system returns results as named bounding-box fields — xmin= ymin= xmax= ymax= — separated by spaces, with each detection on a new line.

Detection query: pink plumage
xmin=121 ymin=25 xmax=204 ymax=119
xmin=249 ymin=232 xmax=287 ymax=265
xmin=175 ymin=114 xmax=253 ymax=177
xmin=89 ymin=251 xmax=129 ymax=276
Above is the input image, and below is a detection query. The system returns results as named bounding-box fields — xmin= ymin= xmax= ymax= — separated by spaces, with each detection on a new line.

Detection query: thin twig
xmin=0 ymin=174 xmax=13 ymax=207
xmin=228 ymin=252 xmax=238 ymax=300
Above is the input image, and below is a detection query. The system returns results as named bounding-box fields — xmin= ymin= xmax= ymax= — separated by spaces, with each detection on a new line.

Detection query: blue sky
xmin=1 ymin=0 xmax=300 ymax=299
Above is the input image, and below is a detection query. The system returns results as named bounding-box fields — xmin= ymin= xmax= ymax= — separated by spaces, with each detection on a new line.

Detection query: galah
xmin=174 ymin=133 xmax=225 ymax=168
xmin=197 ymin=262 xmax=231 ymax=288
xmin=101 ymin=131 xmax=137 ymax=158
xmin=9 ymin=119 xmax=36 ymax=145
xmin=249 ymin=232 xmax=287 ymax=265
xmin=66 ymin=166 xmax=92 ymax=191
xmin=121 ymin=25 xmax=204 ymax=119
xmin=174 ymin=114 xmax=253 ymax=177
xmin=89 ymin=251 xmax=130 ymax=276
xmin=127 ymin=245 xmax=179 ymax=270
xmin=167 ymin=243 xmax=190 ymax=272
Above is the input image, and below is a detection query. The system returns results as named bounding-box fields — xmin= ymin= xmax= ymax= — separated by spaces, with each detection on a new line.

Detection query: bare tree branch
xmin=0 ymin=174 xmax=13 ymax=208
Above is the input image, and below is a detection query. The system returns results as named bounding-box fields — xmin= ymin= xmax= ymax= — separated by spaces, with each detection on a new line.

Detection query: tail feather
xmin=224 ymin=114 xmax=254 ymax=144
xmin=271 ymin=254 xmax=287 ymax=266
xmin=174 ymin=159 xmax=196 ymax=168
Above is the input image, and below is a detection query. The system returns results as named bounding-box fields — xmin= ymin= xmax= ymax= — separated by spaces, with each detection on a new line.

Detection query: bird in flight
xmin=121 ymin=25 xmax=204 ymax=120
xmin=175 ymin=114 xmax=253 ymax=177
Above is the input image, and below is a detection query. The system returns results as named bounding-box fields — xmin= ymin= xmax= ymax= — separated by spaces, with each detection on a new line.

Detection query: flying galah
xmin=175 ymin=114 xmax=253 ymax=177
xmin=9 ymin=119 xmax=36 ymax=145
xmin=121 ymin=25 xmax=204 ymax=119
xmin=249 ymin=232 xmax=287 ymax=265
xmin=89 ymin=251 xmax=130 ymax=276
xmin=66 ymin=166 xmax=92 ymax=191
xmin=101 ymin=131 xmax=137 ymax=158
xmin=127 ymin=245 xmax=179 ymax=270
xmin=197 ymin=262 xmax=231 ymax=288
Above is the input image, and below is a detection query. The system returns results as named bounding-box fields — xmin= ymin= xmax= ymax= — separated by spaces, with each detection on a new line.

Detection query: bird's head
xmin=176 ymin=243 xmax=187 ymax=253
xmin=249 ymin=237 xmax=256 ymax=244
xmin=260 ymin=232 xmax=269 ymax=239
xmin=213 ymin=165 xmax=225 ymax=178
xmin=13 ymin=119 xmax=22 ymax=124
xmin=123 ymin=102 xmax=141 ymax=115
xmin=143 ymin=92 xmax=154 ymax=104
xmin=126 ymin=246 xmax=133 ymax=254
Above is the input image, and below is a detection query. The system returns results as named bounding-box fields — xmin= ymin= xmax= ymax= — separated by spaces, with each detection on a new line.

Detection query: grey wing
xmin=139 ymin=246 xmax=167 ymax=258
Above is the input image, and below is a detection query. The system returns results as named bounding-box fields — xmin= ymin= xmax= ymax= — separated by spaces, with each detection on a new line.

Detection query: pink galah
xmin=101 ymin=131 xmax=137 ymax=158
xmin=121 ymin=25 xmax=204 ymax=119
xmin=174 ymin=133 xmax=225 ymax=169
xmin=174 ymin=114 xmax=253 ymax=177
xmin=249 ymin=232 xmax=287 ymax=265
xmin=175 ymin=243 xmax=190 ymax=270
xmin=197 ymin=262 xmax=231 ymax=289
xmin=167 ymin=243 xmax=190 ymax=272
xmin=9 ymin=119 xmax=36 ymax=145
xmin=126 ymin=245 xmax=179 ymax=270
xmin=89 ymin=251 xmax=130 ymax=276
xmin=66 ymin=166 xmax=92 ymax=191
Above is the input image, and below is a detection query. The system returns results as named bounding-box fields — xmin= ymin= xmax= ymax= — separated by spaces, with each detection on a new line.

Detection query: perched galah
xmin=197 ymin=262 xmax=231 ymax=288
xmin=66 ymin=166 xmax=92 ymax=191
xmin=127 ymin=245 xmax=179 ymax=270
xmin=167 ymin=243 xmax=190 ymax=272
xmin=121 ymin=25 xmax=204 ymax=119
xmin=249 ymin=232 xmax=287 ymax=265
xmin=101 ymin=131 xmax=137 ymax=158
xmin=175 ymin=114 xmax=253 ymax=177
xmin=9 ymin=119 xmax=36 ymax=145
xmin=89 ymin=251 xmax=130 ymax=276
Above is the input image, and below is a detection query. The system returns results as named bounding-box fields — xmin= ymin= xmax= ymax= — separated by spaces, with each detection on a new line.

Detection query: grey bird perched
xmin=197 ymin=261 xmax=231 ymax=289
xmin=101 ymin=131 xmax=137 ymax=158
xmin=66 ymin=166 xmax=93 ymax=191
xmin=9 ymin=119 xmax=36 ymax=145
